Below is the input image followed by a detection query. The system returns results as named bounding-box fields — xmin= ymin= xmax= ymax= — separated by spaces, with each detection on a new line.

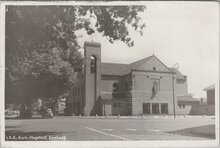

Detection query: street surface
xmin=5 ymin=116 xmax=215 ymax=141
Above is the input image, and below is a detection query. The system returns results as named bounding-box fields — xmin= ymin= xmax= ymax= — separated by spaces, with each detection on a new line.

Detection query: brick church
xmin=66 ymin=41 xmax=194 ymax=116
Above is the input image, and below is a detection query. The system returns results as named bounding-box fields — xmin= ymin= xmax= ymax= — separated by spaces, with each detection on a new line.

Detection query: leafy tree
xmin=5 ymin=5 xmax=146 ymax=107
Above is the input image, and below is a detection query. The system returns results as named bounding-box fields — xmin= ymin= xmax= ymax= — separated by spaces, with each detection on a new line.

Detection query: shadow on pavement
xmin=166 ymin=124 xmax=215 ymax=139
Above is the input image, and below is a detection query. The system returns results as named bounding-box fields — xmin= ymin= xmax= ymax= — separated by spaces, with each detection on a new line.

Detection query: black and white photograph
xmin=0 ymin=1 xmax=219 ymax=148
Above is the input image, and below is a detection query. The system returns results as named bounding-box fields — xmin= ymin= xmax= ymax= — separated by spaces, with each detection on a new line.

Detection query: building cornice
xmin=131 ymin=69 xmax=174 ymax=74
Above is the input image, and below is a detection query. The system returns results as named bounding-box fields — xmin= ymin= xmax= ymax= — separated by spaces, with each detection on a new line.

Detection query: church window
xmin=90 ymin=55 xmax=96 ymax=73
xmin=153 ymin=67 xmax=156 ymax=71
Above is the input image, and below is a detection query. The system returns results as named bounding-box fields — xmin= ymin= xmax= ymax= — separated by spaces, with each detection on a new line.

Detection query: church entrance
xmin=152 ymin=103 xmax=159 ymax=114
xmin=143 ymin=103 xmax=150 ymax=114
xmin=161 ymin=103 xmax=168 ymax=114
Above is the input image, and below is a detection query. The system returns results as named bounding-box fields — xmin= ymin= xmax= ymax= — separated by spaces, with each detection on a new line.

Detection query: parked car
xmin=42 ymin=108 xmax=53 ymax=119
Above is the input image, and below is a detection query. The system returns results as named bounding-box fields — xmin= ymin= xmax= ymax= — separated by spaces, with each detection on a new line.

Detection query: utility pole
xmin=172 ymin=63 xmax=179 ymax=119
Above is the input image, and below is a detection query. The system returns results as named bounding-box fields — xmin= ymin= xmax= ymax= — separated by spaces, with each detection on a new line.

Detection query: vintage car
xmin=42 ymin=108 xmax=53 ymax=119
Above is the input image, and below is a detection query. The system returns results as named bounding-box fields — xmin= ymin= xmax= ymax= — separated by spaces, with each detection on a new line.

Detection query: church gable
xmin=130 ymin=55 xmax=171 ymax=72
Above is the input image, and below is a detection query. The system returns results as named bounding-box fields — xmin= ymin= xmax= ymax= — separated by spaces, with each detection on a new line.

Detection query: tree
xmin=5 ymin=5 xmax=146 ymax=107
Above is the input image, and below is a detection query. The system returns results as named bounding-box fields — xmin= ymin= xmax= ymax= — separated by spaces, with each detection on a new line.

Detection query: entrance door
xmin=152 ymin=103 xmax=159 ymax=114
xmin=143 ymin=103 xmax=150 ymax=114
xmin=161 ymin=103 xmax=168 ymax=114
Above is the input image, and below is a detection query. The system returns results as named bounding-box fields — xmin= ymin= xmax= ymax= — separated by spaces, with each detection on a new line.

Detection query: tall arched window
xmin=90 ymin=55 xmax=96 ymax=73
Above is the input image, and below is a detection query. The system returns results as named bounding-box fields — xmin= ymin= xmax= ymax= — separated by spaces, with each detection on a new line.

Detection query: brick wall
xmin=84 ymin=42 xmax=101 ymax=115
xmin=175 ymin=79 xmax=188 ymax=95
xmin=176 ymin=101 xmax=200 ymax=115
xmin=131 ymin=71 xmax=176 ymax=115
xmin=190 ymin=104 xmax=215 ymax=115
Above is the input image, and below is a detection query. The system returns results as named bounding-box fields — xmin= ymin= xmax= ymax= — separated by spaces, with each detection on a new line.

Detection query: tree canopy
xmin=5 ymin=5 xmax=146 ymax=104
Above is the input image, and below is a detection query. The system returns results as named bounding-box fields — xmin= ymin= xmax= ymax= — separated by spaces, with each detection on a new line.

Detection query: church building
xmin=66 ymin=41 xmax=192 ymax=116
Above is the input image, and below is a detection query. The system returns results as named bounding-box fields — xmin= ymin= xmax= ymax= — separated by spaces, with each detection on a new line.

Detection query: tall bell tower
xmin=84 ymin=42 xmax=101 ymax=115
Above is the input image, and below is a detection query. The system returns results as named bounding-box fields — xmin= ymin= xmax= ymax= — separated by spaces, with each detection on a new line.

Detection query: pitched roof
xmin=204 ymin=85 xmax=215 ymax=91
xmin=129 ymin=55 xmax=154 ymax=70
xmin=101 ymin=55 xmax=184 ymax=77
xmin=177 ymin=95 xmax=200 ymax=102
xmin=101 ymin=55 xmax=168 ymax=76
xmin=101 ymin=63 xmax=130 ymax=76
xmin=169 ymin=68 xmax=185 ymax=79
xmin=101 ymin=56 xmax=154 ymax=76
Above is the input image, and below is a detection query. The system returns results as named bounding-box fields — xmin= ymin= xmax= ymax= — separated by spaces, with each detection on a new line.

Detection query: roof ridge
xmin=129 ymin=55 xmax=154 ymax=65
xmin=129 ymin=55 xmax=154 ymax=69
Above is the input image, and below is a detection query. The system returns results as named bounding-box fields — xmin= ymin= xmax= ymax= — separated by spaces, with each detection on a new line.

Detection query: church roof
xmin=177 ymin=95 xmax=200 ymax=102
xmin=129 ymin=55 xmax=154 ymax=70
xmin=102 ymin=55 xmax=159 ymax=76
xmin=168 ymin=68 xmax=186 ymax=79
xmin=101 ymin=55 xmax=184 ymax=76
xmin=101 ymin=63 xmax=130 ymax=76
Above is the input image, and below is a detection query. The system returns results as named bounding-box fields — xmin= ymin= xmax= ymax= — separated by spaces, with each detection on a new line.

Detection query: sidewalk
xmin=54 ymin=115 xmax=215 ymax=120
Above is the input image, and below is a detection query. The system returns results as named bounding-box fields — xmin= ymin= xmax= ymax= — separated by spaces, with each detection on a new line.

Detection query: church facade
xmin=66 ymin=42 xmax=191 ymax=116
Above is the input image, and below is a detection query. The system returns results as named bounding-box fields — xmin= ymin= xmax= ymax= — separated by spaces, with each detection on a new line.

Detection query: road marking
xmin=85 ymin=127 xmax=129 ymax=140
xmin=149 ymin=129 xmax=160 ymax=132
xmin=102 ymin=129 xmax=113 ymax=131
xmin=126 ymin=129 xmax=137 ymax=131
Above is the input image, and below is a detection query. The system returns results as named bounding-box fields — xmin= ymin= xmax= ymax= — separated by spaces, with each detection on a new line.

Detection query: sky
xmin=76 ymin=2 xmax=219 ymax=98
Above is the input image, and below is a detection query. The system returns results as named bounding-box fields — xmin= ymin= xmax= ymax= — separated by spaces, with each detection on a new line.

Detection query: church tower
xmin=83 ymin=42 xmax=101 ymax=115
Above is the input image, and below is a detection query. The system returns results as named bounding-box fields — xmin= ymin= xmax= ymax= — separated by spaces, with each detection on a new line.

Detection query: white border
xmin=0 ymin=1 xmax=219 ymax=148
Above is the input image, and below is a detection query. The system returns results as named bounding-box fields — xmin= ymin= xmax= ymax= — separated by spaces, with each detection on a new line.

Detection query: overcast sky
xmin=77 ymin=2 xmax=219 ymax=98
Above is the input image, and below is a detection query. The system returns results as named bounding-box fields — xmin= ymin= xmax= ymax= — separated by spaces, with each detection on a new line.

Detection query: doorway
xmin=152 ymin=103 xmax=159 ymax=114
xmin=161 ymin=103 xmax=168 ymax=114
xmin=143 ymin=103 xmax=150 ymax=114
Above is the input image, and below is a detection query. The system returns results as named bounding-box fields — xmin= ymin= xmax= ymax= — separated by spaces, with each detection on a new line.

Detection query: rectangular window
xmin=182 ymin=104 xmax=185 ymax=109
xmin=81 ymin=86 xmax=84 ymax=96
xmin=143 ymin=103 xmax=150 ymax=114
xmin=152 ymin=103 xmax=159 ymax=114
xmin=114 ymin=102 xmax=117 ymax=108
xmin=179 ymin=104 xmax=181 ymax=108
xmin=161 ymin=103 xmax=168 ymax=114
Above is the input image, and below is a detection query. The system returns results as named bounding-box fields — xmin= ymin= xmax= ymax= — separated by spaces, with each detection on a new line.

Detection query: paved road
xmin=5 ymin=116 xmax=215 ymax=141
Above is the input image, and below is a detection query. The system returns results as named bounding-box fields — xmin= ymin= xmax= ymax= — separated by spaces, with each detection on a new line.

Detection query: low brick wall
xmin=190 ymin=104 xmax=215 ymax=115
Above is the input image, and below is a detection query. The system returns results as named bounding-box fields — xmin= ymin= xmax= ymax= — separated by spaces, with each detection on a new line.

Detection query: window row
xmin=112 ymin=81 xmax=132 ymax=92
xmin=72 ymin=86 xmax=84 ymax=97
xmin=143 ymin=103 xmax=168 ymax=114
